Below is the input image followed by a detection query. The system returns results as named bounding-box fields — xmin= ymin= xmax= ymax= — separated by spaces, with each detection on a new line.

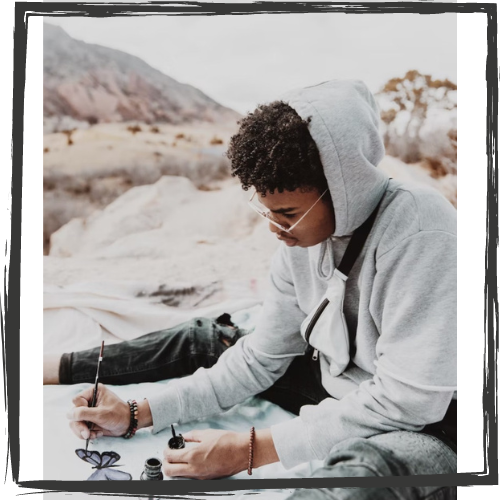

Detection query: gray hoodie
xmin=147 ymin=80 xmax=457 ymax=469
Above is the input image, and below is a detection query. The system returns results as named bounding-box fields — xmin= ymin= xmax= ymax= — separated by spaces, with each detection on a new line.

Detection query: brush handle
xmin=86 ymin=342 xmax=104 ymax=447
xmin=87 ymin=385 xmax=98 ymax=429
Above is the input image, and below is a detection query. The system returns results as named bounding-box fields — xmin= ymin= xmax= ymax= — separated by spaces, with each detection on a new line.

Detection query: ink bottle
xmin=168 ymin=424 xmax=185 ymax=449
xmin=140 ymin=457 xmax=163 ymax=480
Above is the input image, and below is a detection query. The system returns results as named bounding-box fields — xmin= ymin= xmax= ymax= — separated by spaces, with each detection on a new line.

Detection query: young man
xmin=45 ymin=80 xmax=457 ymax=497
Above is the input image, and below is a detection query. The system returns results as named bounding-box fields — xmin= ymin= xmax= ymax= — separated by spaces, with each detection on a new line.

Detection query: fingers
xmin=69 ymin=420 xmax=86 ymax=439
xmin=87 ymin=423 xmax=105 ymax=439
xmin=71 ymin=386 xmax=97 ymax=406
xmin=67 ymin=406 xmax=100 ymax=425
xmin=67 ymin=407 xmax=103 ymax=439
xmin=68 ymin=384 xmax=112 ymax=441
xmin=69 ymin=420 xmax=91 ymax=440
xmin=71 ymin=383 xmax=108 ymax=407
xmin=163 ymin=446 xmax=190 ymax=463
xmin=69 ymin=420 xmax=105 ymax=440
xmin=87 ymin=429 xmax=104 ymax=440
xmin=162 ymin=461 xmax=194 ymax=478
xmin=182 ymin=430 xmax=203 ymax=442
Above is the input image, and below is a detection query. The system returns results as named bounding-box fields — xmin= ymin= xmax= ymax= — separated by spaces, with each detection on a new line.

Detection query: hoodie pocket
xmin=300 ymin=272 xmax=350 ymax=377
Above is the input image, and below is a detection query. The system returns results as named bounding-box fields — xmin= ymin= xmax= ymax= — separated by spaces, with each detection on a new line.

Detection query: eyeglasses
xmin=248 ymin=189 xmax=328 ymax=233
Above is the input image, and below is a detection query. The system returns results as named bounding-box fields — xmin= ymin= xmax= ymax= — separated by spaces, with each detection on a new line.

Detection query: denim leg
xmin=59 ymin=316 xmax=246 ymax=385
xmin=286 ymin=431 xmax=457 ymax=500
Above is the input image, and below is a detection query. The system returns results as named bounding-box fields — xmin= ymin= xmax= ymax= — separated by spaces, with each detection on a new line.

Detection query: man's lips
xmin=277 ymin=233 xmax=298 ymax=243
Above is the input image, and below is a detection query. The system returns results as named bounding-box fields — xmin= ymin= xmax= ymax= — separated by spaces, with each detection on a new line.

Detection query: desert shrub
xmin=197 ymin=184 xmax=221 ymax=192
xmin=210 ymin=136 xmax=224 ymax=145
xmin=88 ymin=176 xmax=134 ymax=206
xmin=43 ymin=116 xmax=90 ymax=134
xmin=421 ymin=157 xmax=454 ymax=179
xmin=188 ymin=157 xmax=231 ymax=186
xmin=150 ymin=126 xmax=160 ymax=133
xmin=155 ymin=153 xmax=230 ymax=188
xmin=127 ymin=124 xmax=142 ymax=135
xmin=175 ymin=133 xmax=185 ymax=139
xmin=44 ymin=147 xmax=49 ymax=153
xmin=376 ymin=70 xmax=457 ymax=166
xmin=43 ymin=185 xmax=100 ymax=255
xmin=61 ymin=129 xmax=76 ymax=145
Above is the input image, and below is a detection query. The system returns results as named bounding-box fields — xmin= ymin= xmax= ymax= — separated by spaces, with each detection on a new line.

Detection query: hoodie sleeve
xmin=270 ymin=229 xmax=457 ymax=468
xmin=147 ymin=244 xmax=308 ymax=433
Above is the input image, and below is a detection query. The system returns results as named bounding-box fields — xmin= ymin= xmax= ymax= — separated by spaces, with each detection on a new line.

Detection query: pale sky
xmin=45 ymin=10 xmax=457 ymax=115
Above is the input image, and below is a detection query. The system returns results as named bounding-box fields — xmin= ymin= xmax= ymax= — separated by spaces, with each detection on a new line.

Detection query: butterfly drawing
xmin=75 ymin=449 xmax=132 ymax=480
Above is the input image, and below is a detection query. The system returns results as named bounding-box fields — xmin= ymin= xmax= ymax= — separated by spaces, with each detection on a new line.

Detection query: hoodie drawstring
xmin=316 ymin=238 xmax=336 ymax=281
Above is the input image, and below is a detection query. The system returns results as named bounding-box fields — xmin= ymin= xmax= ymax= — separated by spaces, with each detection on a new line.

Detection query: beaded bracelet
xmin=123 ymin=399 xmax=138 ymax=439
xmin=247 ymin=426 xmax=255 ymax=475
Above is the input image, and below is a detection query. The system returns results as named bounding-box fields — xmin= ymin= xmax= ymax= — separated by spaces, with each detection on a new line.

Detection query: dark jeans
xmin=59 ymin=315 xmax=457 ymax=499
xmin=59 ymin=315 xmax=331 ymax=415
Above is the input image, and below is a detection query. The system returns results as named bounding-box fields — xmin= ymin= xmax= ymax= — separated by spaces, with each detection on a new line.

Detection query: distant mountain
xmin=43 ymin=23 xmax=240 ymax=126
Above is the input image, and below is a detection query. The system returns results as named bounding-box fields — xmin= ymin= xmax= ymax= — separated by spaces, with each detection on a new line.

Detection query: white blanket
xmin=43 ymin=280 xmax=263 ymax=352
xmin=43 ymin=280 xmax=323 ymax=493
xmin=43 ymin=381 xmax=321 ymax=482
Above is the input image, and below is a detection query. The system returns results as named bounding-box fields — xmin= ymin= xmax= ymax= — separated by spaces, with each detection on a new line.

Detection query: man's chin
xmin=283 ymin=238 xmax=298 ymax=247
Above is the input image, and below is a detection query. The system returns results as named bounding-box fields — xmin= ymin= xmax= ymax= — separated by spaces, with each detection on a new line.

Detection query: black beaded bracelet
xmin=123 ymin=399 xmax=138 ymax=439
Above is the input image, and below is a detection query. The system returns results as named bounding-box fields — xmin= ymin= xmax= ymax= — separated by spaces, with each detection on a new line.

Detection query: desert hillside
xmin=42 ymin=27 xmax=457 ymax=302
xmin=43 ymin=23 xmax=240 ymax=132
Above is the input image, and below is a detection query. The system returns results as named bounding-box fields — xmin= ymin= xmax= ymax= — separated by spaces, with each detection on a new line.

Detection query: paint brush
xmin=85 ymin=341 xmax=105 ymax=452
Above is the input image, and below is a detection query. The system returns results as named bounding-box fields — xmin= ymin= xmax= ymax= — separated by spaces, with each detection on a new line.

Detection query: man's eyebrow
xmin=270 ymin=207 xmax=298 ymax=214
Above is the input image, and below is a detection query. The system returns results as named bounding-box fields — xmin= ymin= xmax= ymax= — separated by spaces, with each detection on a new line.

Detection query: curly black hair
xmin=226 ymin=101 xmax=329 ymax=196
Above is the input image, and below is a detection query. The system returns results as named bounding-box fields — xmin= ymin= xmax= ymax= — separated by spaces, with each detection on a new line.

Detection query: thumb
xmin=72 ymin=386 xmax=96 ymax=406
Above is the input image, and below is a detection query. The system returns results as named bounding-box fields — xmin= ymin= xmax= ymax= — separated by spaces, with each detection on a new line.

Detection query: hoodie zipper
xmin=304 ymin=298 xmax=330 ymax=361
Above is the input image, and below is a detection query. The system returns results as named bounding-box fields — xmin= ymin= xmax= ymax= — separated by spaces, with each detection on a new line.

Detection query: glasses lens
xmin=249 ymin=196 xmax=289 ymax=231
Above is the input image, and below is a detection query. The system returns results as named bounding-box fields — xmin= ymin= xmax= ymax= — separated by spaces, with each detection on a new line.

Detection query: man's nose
xmin=268 ymin=222 xmax=279 ymax=234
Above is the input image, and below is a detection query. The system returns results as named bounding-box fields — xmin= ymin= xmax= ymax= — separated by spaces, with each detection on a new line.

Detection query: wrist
xmin=252 ymin=428 xmax=279 ymax=469
xmin=137 ymin=399 xmax=153 ymax=429
xmin=236 ymin=431 xmax=251 ymax=473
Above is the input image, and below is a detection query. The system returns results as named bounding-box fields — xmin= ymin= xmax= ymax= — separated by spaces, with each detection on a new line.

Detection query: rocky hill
xmin=43 ymin=23 xmax=240 ymax=131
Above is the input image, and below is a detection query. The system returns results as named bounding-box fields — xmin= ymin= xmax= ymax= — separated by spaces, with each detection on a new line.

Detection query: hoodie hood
xmin=280 ymin=80 xmax=389 ymax=237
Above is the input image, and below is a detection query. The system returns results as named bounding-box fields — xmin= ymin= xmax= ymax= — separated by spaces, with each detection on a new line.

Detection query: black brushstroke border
xmin=5 ymin=1 xmax=497 ymax=496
